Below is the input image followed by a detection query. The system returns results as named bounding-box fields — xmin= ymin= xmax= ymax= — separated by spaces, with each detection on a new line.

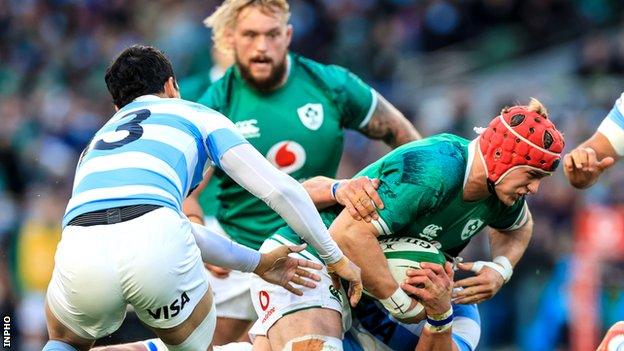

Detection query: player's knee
xmin=42 ymin=340 xmax=79 ymax=351
xmin=282 ymin=335 xmax=342 ymax=351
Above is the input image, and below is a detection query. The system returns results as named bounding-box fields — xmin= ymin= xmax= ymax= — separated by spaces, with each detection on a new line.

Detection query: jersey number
xmin=94 ymin=109 xmax=151 ymax=150
xmin=78 ymin=109 xmax=151 ymax=164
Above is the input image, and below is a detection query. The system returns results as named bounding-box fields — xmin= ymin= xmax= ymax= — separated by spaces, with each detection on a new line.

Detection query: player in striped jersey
xmin=564 ymin=92 xmax=623 ymax=188
xmin=43 ymin=45 xmax=362 ymax=351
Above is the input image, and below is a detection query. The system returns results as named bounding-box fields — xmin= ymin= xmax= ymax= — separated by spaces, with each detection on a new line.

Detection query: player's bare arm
xmin=360 ymin=92 xmax=422 ymax=148
xmin=403 ymin=262 xmax=458 ymax=351
xmin=330 ymin=209 xmax=424 ymax=320
xmin=454 ymin=212 xmax=533 ymax=304
xmin=564 ymin=132 xmax=617 ymax=189
xmin=302 ymin=176 xmax=384 ymax=222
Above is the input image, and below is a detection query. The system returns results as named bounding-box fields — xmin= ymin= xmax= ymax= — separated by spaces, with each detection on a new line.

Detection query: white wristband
xmin=469 ymin=257 xmax=513 ymax=283
xmin=379 ymin=287 xmax=424 ymax=319
xmin=493 ymin=256 xmax=513 ymax=283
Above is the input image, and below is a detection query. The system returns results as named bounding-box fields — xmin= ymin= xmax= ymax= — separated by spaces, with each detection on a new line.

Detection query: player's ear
xmin=164 ymin=77 xmax=180 ymax=99
xmin=285 ymin=24 xmax=293 ymax=46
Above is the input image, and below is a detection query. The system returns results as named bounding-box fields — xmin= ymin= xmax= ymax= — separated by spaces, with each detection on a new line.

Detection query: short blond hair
xmin=501 ymin=97 xmax=549 ymax=118
xmin=205 ymin=0 xmax=290 ymax=54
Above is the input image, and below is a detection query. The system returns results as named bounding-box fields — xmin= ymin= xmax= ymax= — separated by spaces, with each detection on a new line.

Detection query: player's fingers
xmin=419 ymin=262 xmax=445 ymax=275
xmin=456 ymin=261 xmax=474 ymax=272
xmin=283 ymin=283 xmax=303 ymax=296
xmin=299 ymin=259 xmax=323 ymax=271
xmin=287 ymin=243 xmax=307 ymax=253
xmin=343 ymin=200 xmax=362 ymax=221
xmin=349 ymin=281 xmax=363 ymax=307
xmin=290 ymin=275 xmax=317 ymax=288
xmin=363 ymin=181 xmax=384 ymax=211
xmin=453 ymin=292 xmax=489 ymax=305
xmin=599 ymin=156 xmax=616 ymax=170
xmin=453 ymin=276 xmax=482 ymax=289
xmin=296 ymin=267 xmax=321 ymax=282
xmin=371 ymin=178 xmax=381 ymax=188
xmin=444 ymin=262 xmax=454 ymax=279
xmin=571 ymin=150 xmax=588 ymax=169
xmin=404 ymin=275 xmax=430 ymax=289
xmin=563 ymin=154 xmax=575 ymax=172
xmin=400 ymin=284 xmax=430 ymax=300
xmin=330 ymin=273 xmax=341 ymax=291
xmin=352 ymin=197 xmax=371 ymax=220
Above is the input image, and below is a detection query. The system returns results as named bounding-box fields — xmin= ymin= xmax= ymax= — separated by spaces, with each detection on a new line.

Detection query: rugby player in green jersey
xmin=184 ymin=0 xmax=422 ymax=343
xmin=247 ymin=98 xmax=565 ymax=350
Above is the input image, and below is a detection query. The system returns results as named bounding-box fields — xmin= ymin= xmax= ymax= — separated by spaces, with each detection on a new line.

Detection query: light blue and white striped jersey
xmin=344 ymin=295 xmax=481 ymax=351
xmin=598 ymin=92 xmax=624 ymax=156
xmin=63 ymin=95 xmax=247 ymax=228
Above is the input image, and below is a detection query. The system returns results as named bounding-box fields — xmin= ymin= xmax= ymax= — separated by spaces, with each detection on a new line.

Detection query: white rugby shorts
xmin=46 ymin=207 xmax=210 ymax=339
xmin=248 ymin=234 xmax=351 ymax=337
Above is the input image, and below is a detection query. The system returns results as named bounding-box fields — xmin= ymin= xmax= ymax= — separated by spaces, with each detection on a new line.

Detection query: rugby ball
xmin=379 ymin=237 xmax=446 ymax=285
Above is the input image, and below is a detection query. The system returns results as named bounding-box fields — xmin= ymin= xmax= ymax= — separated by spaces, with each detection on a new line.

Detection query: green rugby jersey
xmin=273 ymin=134 xmax=528 ymax=259
xmin=197 ymin=54 xmax=376 ymax=249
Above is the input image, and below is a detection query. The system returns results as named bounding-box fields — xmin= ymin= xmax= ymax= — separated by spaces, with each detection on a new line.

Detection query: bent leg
xmin=268 ymin=308 xmax=342 ymax=351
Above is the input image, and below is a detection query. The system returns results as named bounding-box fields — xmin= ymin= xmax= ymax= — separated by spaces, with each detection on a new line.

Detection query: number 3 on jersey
xmin=79 ymin=109 xmax=151 ymax=163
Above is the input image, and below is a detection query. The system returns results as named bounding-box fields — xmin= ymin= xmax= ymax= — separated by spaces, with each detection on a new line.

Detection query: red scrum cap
xmin=478 ymin=101 xmax=565 ymax=185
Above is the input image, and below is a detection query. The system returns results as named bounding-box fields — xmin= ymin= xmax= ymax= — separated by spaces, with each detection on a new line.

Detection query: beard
xmin=236 ymin=53 xmax=287 ymax=92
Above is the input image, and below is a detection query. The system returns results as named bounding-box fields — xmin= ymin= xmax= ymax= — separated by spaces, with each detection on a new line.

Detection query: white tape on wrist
xmin=379 ymin=287 xmax=424 ymax=319
xmin=493 ymin=256 xmax=513 ymax=282
xmin=470 ymin=256 xmax=513 ymax=283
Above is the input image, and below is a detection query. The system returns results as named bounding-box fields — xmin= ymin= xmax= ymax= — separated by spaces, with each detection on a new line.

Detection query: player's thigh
xmin=45 ymin=225 xmax=128 ymax=342
xmin=268 ymin=308 xmax=342 ymax=351
xmin=250 ymin=237 xmax=348 ymax=350
xmin=213 ymin=317 xmax=253 ymax=345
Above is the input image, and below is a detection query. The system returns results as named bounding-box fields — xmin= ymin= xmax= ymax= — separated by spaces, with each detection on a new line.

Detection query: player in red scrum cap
xmin=477 ymin=99 xmax=565 ymax=206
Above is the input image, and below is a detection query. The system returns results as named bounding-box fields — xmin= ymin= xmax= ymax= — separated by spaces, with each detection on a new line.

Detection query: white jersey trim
xmin=598 ymin=116 xmax=624 ymax=156
xmin=66 ymin=185 xmax=179 ymax=213
xmin=358 ymin=90 xmax=379 ymax=129
xmin=75 ymin=152 xmax=183 ymax=196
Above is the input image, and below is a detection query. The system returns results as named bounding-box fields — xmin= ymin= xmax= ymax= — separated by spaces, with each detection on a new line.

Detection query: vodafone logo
xmin=266 ymin=141 xmax=306 ymax=174
xmin=259 ymin=291 xmax=270 ymax=311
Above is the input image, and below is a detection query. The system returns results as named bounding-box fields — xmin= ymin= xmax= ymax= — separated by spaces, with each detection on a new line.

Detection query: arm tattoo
xmin=360 ymin=93 xmax=422 ymax=148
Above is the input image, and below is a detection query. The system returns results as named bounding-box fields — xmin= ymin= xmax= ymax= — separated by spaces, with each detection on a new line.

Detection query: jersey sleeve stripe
xmin=598 ymin=113 xmax=624 ymax=156
xmin=206 ymin=128 xmax=249 ymax=168
xmin=372 ymin=216 xmax=393 ymax=236
xmin=358 ymin=89 xmax=378 ymax=129
xmin=452 ymin=334 xmax=474 ymax=351
xmin=452 ymin=317 xmax=481 ymax=350
xmin=75 ymin=151 xmax=184 ymax=197
xmin=498 ymin=201 xmax=529 ymax=231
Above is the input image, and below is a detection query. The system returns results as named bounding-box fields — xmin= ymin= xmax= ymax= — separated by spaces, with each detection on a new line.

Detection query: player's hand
xmin=254 ymin=244 xmax=322 ymax=296
xmin=335 ymin=177 xmax=384 ymax=223
xmin=563 ymin=147 xmax=615 ymax=189
xmin=327 ymin=255 xmax=362 ymax=307
xmin=452 ymin=261 xmax=505 ymax=304
xmin=401 ymin=262 xmax=453 ymax=316
xmin=203 ymin=263 xmax=231 ymax=279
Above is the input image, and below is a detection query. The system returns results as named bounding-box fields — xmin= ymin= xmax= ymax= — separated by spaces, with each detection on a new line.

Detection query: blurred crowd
xmin=1 ymin=0 xmax=624 ymax=350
